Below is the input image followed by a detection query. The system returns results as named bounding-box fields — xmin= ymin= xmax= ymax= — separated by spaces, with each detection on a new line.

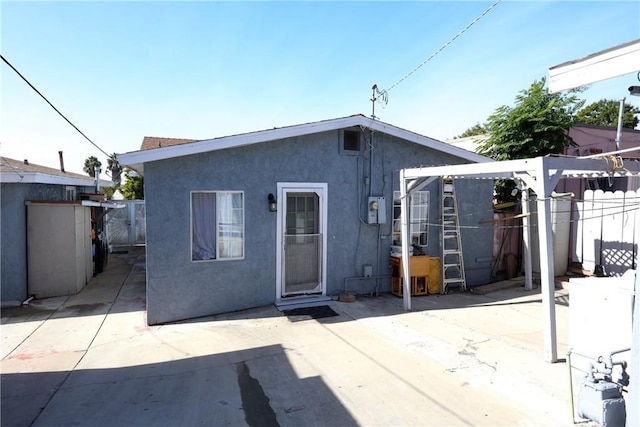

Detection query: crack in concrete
xmin=458 ymin=338 xmax=497 ymax=371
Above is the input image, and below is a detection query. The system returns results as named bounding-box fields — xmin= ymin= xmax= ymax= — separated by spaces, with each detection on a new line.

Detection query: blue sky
xmin=1 ymin=1 xmax=639 ymax=174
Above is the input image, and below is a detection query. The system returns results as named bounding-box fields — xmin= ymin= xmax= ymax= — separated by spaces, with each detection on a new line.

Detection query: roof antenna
xmin=370 ymin=84 xmax=388 ymax=120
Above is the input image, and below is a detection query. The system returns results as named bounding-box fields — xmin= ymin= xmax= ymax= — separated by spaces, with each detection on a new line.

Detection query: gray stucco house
xmin=119 ymin=115 xmax=494 ymax=324
xmin=0 ymin=157 xmax=101 ymax=306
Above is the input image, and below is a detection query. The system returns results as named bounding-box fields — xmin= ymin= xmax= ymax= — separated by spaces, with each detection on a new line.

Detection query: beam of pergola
xmin=399 ymin=155 xmax=640 ymax=363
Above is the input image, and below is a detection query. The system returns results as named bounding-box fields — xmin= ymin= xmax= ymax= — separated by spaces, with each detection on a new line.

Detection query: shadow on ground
xmin=2 ymin=247 xmax=569 ymax=329
xmin=1 ymin=344 xmax=357 ymax=427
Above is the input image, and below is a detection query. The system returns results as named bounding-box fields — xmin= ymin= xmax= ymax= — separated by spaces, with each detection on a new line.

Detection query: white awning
xmin=81 ymin=201 xmax=126 ymax=209
xmin=548 ymin=39 xmax=640 ymax=93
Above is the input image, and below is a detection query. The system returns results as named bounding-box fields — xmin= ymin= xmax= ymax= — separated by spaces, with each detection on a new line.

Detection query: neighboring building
xmin=447 ymin=124 xmax=640 ymax=194
xmin=119 ymin=115 xmax=495 ymax=324
xmin=558 ymin=124 xmax=640 ymax=194
xmin=0 ymin=157 xmax=107 ymax=306
xmin=444 ymin=134 xmax=489 ymax=154
xmin=447 ymin=123 xmax=640 ymax=158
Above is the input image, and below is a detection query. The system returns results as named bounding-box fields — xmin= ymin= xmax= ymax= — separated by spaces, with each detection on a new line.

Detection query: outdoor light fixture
xmin=268 ymin=193 xmax=277 ymax=212
xmin=629 ymin=86 xmax=640 ymax=96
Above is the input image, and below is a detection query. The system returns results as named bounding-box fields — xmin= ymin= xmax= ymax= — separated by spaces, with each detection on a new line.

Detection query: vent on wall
xmin=340 ymin=129 xmax=362 ymax=155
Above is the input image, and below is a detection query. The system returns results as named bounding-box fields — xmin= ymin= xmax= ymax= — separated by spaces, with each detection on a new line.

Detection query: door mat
xmin=283 ymin=305 xmax=339 ymax=322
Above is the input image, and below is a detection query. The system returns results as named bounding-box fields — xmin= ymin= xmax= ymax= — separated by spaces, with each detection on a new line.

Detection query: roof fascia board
xmin=549 ymin=39 xmax=640 ymax=93
xmin=1 ymin=171 xmax=97 ymax=186
xmin=366 ymin=120 xmax=490 ymax=163
xmin=119 ymin=116 xmax=362 ymax=166
xmin=119 ymin=115 xmax=490 ymax=168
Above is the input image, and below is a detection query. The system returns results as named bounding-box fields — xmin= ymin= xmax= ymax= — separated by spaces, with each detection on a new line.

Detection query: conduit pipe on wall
xmin=615 ymin=97 xmax=625 ymax=150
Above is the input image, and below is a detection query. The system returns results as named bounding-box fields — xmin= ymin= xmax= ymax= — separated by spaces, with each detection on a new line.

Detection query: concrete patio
xmin=2 ymin=247 xmax=581 ymax=426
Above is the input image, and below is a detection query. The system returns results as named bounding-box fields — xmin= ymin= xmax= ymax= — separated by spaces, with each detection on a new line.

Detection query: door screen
xmin=283 ymin=193 xmax=322 ymax=295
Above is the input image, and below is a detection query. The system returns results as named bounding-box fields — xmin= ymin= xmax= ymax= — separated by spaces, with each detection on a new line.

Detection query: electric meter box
xmin=367 ymin=196 xmax=386 ymax=224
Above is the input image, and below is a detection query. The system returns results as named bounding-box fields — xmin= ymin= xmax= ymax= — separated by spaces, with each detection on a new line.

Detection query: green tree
xmin=478 ymin=77 xmax=585 ymax=203
xmin=101 ymin=186 xmax=116 ymax=200
xmin=106 ymin=153 xmax=123 ymax=187
xmin=454 ymin=123 xmax=487 ymax=139
xmin=575 ymin=99 xmax=639 ymax=129
xmin=121 ymin=169 xmax=144 ymax=200
xmin=83 ymin=156 xmax=102 ymax=177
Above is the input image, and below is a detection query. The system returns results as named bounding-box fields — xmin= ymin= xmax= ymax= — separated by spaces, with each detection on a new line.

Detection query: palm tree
xmin=106 ymin=153 xmax=122 ymax=186
xmin=83 ymin=156 xmax=102 ymax=177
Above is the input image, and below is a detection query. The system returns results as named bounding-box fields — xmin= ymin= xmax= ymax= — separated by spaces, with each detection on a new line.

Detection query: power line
xmin=416 ymin=204 xmax=640 ymax=230
xmin=385 ymin=0 xmax=501 ymax=93
xmin=0 ymin=155 xmax=25 ymax=179
xmin=0 ymin=54 xmax=110 ymax=158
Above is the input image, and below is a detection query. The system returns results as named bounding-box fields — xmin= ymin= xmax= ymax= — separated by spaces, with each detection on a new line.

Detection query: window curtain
xmin=192 ymin=193 xmax=216 ymax=260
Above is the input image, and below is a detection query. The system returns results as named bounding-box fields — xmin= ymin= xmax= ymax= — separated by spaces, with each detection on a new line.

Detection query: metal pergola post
xmin=399 ymin=169 xmax=412 ymax=311
xmin=533 ymin=159 xmax=559 ymax=362
xmin=398 ymin=155 xmax=640 ymax=363
xmin=520 ymin=182 xmax=533 ymax=291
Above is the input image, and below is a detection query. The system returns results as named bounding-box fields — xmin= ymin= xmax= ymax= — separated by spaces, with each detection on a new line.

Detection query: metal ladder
xmin=441 ymin=178 xmax=467 ymax=293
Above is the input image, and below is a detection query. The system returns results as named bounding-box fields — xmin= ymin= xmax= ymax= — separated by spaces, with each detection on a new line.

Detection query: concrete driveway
xmin=2 ymin=248 xmax=576 ymax=426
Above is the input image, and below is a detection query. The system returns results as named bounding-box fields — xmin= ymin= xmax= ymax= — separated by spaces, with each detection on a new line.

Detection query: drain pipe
xmin=567 ymin=350 xmax=577 ymax=424
xmin=615 ymin=97 xmax=625 ymax=150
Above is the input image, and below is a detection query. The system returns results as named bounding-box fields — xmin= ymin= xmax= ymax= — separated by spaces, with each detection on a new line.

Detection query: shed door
xmin=277 ymin=184 xmax=327 ymax=299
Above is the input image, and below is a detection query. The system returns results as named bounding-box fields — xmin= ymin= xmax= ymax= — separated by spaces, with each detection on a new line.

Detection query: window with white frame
xmin=65 ymin=186 xmax=76 ymax=201
xmin=191 ymin=191 xmax=244 ymax=261
xmin=393 ymin=190 xmax=429 ymax=247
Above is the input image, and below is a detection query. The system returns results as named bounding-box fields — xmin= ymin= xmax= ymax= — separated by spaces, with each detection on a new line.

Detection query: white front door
xmin=276 ymin=183 xmax=328 ymax=300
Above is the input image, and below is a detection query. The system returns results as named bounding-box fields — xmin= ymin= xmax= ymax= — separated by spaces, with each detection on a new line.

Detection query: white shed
xmin=26 ymin=202 xmax=93 ymax=298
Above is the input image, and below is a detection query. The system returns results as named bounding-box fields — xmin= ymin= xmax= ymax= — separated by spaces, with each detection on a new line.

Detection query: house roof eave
xmin=118 ymin=115 xmax=492 ymax=173
xmin=0 ymin=171 xmax=103 ymax=187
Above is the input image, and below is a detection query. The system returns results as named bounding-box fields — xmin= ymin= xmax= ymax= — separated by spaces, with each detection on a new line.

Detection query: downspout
xmin=615 ymin=97 xmax=625 ymax=150
xmin=367 ymin=128 xmax=373 ymax=195
xmin=370 ymin=129 xmax=377 ymax=281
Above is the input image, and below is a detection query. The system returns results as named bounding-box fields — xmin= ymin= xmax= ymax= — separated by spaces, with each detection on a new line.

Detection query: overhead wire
xmin=395 ymin=187 xmax=640 ymax=231
xmin=414 ymin=204 xmax=640 ymax=231
xmin=0 ymin=155 xmax=25 ymax=179
xmin=384 ymin=0 xmax=501 ymax=94
xmin=0 ymin=54 xmax=111 ymax=158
